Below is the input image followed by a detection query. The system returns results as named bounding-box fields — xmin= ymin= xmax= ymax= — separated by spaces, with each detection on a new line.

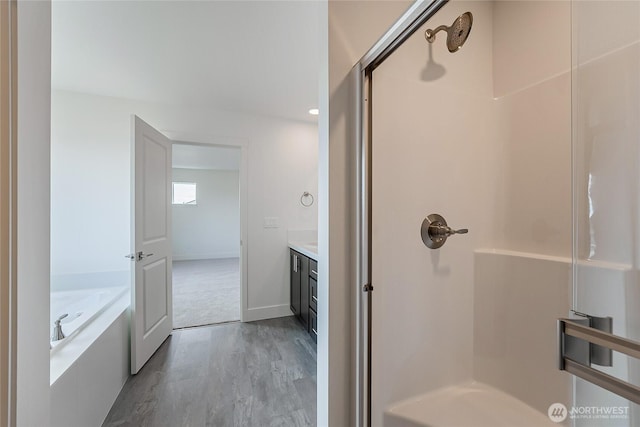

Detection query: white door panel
xmin=142 ymin=259 xmax=168 ymax=335
xmin=131 ymin=115 xmax=173 ymax=374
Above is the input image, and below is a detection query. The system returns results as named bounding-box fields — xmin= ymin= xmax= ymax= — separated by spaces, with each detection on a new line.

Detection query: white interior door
xmin=130 ymin=115 xmax=173 ymax=374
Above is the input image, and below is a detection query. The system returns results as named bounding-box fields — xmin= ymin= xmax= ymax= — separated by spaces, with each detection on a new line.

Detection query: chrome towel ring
xmin=300 ymin=192 xmax=314 ymax=207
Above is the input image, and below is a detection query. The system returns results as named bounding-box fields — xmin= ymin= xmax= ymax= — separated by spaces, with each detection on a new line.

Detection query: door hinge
xmin=566 ymin=311 xmax=613 ymax=367
xmin=362 ymin=283 xmax=373 ymax=292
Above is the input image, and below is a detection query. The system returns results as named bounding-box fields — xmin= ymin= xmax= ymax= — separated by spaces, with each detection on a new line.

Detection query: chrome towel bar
xmin=558 ymin=318 xmax=640 ymax=405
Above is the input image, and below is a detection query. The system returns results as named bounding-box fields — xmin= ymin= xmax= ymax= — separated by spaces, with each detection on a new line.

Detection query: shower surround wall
xmin=370 ymin=1 xmax=572 ymax=425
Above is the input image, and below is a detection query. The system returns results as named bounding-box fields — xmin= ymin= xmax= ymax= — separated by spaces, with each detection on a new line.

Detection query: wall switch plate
xmin=263 ymin=217 xmax=279 ymax=228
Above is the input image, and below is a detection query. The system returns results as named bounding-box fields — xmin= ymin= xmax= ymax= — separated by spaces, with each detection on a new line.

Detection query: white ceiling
xmin=52 ymin=0 xmax=320 ymax=123
xmin=172 ymin=144 xmax=240 ymax=171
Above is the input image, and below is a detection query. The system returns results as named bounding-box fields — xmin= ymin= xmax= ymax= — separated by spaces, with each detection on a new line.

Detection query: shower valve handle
xmin=430 ymin=225 xmax=468 ymax=237
xmin=421 ymin=213 xmax=469 ymax=249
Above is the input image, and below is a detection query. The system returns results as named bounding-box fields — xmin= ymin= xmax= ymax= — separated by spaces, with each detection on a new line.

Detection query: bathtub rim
xmin=50 ymin=290 xmax=129 ymax=387
xmin=50 ymin=286 xmax=128 ymax=354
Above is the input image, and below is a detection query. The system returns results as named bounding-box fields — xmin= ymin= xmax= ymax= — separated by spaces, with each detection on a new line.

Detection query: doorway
xmin=171 ymin=143 xmax=243 ymax=329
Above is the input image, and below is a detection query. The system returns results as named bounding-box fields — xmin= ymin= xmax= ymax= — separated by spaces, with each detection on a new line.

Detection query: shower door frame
xmin=352 ymin=0 xmax=448 ymax=426
xmin=0 ymin=0 xmax=17 ymax=425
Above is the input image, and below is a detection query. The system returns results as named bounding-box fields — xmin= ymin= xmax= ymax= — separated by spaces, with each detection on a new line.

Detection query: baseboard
xmin=243 ymin=304 xmax=293 ymax=322
xmin=172 ymin=252 xmax=239 ymax=261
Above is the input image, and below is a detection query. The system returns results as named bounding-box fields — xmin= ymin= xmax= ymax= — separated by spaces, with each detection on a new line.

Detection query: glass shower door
xmin=570 ymin=0 xmax=640 ymax=425
xmin=367 ymin=1 xmax=573 ymax=426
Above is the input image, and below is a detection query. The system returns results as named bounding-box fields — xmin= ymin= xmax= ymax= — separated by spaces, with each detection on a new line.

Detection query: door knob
xmin=421 ymin=213 xmax=468 ymax=249
xmin=136 ymin=252 xmax=154 ymax=261
xmin=125 ymin=252 xmax=154 ymax=261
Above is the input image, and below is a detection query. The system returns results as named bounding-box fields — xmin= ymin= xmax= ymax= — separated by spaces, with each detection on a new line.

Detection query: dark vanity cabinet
xmin=308 ymin=259 xmax=318 ymax=343
xmin=290 ymin=251 xmax=301 ymax=317
xmin=290 ymin=249 xmax=318 ymax=343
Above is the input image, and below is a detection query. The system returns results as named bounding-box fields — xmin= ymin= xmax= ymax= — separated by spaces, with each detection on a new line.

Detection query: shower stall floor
xmin=384 ymin=382 xmax=557 ymax=427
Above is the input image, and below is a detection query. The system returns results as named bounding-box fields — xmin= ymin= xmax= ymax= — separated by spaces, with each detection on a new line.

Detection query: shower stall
xmin=354 ymin=0 xmax=640 ymax=426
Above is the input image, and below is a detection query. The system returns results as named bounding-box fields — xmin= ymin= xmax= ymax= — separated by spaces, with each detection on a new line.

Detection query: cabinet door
xmin=309 ymin=309 xmax=317 ymax=343
xmin=290 ymin=250 xmax=301 ymax=316
xmin=309 ymin=259 xmax=318 ymax=280
xmin=299 ymin=254 xmax=309 ymax=327
xmin=309 ymin=276 xmax=317 ymax=313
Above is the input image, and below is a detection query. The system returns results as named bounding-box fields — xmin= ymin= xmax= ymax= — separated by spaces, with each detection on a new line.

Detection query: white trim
xmin=164 ymin=132 xmax=249 ymax=323
xmin=239 ymin=145 xmax=248 ymax=323
xmin=16 ymin=1 xmax=52 ymax=423
xmin=243 ymin=304 xmax=292 ymax=323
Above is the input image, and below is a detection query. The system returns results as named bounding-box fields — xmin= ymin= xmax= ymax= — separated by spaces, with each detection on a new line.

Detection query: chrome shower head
xmin=425 ymin=12 xmax=473 ymax=53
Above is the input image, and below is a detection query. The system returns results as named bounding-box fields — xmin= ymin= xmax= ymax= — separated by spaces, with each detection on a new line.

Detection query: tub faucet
xmin=51 ymin=313 xmax=68 ymax=341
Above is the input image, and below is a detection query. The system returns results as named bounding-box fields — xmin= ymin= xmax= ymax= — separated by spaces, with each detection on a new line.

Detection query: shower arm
xmin=425 ymin=25 xmax=449 ymax=43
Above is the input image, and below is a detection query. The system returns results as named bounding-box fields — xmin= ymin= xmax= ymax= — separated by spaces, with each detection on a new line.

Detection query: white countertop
xmin=289 ymin=241 xmax=318 ymax=260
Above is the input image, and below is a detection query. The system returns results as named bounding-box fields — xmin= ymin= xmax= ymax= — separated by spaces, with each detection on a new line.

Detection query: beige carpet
xmin=172 ymin=258 xmax=240 ymax=329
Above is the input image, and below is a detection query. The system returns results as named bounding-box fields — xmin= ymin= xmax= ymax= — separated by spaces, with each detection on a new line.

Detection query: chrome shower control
xmin=429 ymin=224 xmax=468 ymax=237
xmin=421 ymin=213 xmax=468 ymax=249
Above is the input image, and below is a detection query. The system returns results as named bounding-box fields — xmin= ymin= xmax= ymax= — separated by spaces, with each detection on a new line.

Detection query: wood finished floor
xmin=103 ymin=316 xmax=317 ymax=427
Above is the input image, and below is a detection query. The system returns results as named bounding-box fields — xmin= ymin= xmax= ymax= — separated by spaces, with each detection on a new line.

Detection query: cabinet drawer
xmin=309 ymin=309 xmax=317 ymax=343
xmin=309 ymin=277 xmax=317 ymax=312
xmin=310 ymin=259 xmax=318 ymax=280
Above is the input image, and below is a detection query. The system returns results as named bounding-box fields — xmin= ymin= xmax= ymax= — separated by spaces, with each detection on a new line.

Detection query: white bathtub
xmin=50 ymin=286 xmax=128 ymax=351
xmin=384 ymin=382 xmax=558 ymax=427
xmin=50 ymin=285 xmax=130 ymax=427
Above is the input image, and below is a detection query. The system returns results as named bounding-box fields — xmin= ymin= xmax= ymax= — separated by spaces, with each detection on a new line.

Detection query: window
xmin=172 ymin=182 xmax=197 ymax=205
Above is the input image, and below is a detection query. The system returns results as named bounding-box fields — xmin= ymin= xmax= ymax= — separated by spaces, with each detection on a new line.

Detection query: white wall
xmin=317 ymin=3 xmax=329 ymax=425
xmin=50 ymin=92 xmax=131 ymax=278
xmin=172 ymin=168 xmax=240 ymax=261
xmin=17 ymin=1 xmax=51 ymax=425
xmin=51 ymin=89 xmax=318 ymax=319
xmin=173 ymin=144 xmax=240 ymax=170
